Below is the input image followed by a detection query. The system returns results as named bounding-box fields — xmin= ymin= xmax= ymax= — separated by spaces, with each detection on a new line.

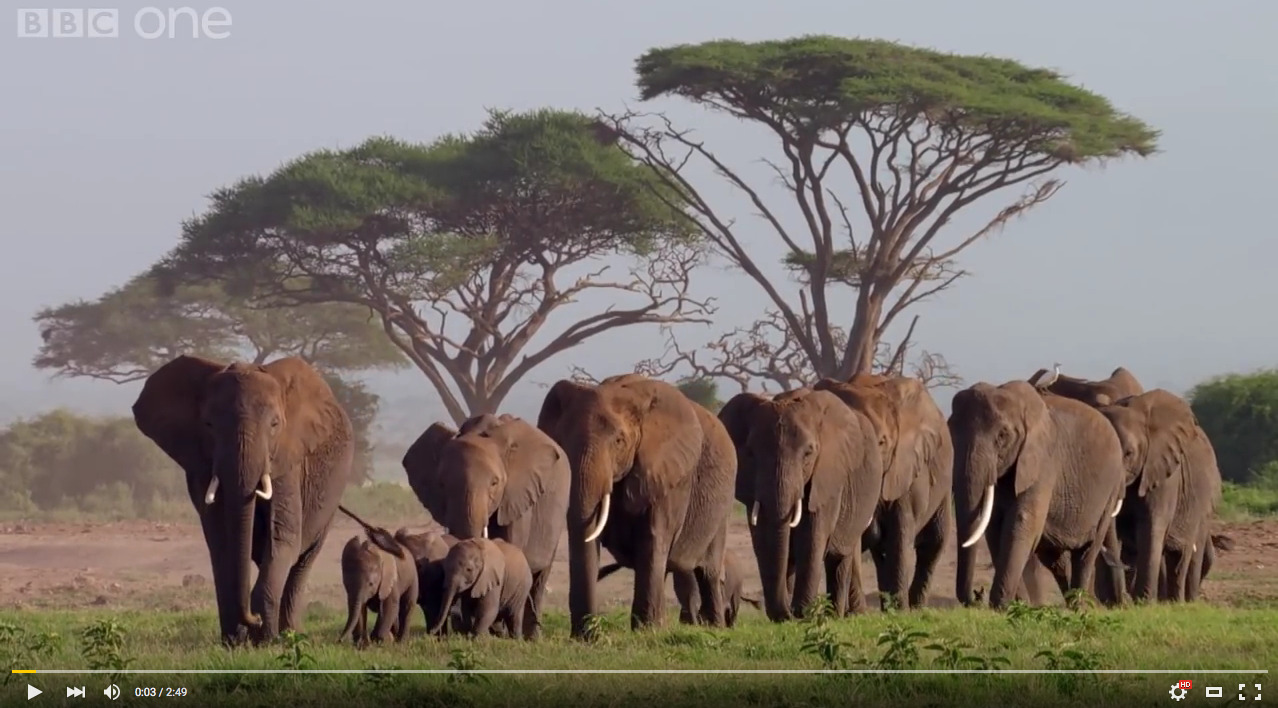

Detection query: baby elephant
xmin=598 ymin=547 xmax=760 ymax=628
xmin=393 ymin=527 xmax=463 ymax=634
xmin=428 ymin=538 xmax=535 ymax=639
xmin=337 ymin=508 xmax=418 ymax=646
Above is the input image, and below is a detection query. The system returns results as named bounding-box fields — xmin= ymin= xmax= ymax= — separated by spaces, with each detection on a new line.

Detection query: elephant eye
xmin=270 ymin=416 xmax=281 ymax=428
xmin=803 ymin=443 xmax=816 ymax=457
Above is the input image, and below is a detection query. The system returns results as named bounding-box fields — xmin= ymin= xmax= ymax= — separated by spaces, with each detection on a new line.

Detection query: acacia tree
xmin=605 ymin=36 xmax=1158 ymax=391
xmin=33 ymin=276 xmax=404 ymax=480
xmin=152 ymin=108 xmax=713 ymax=423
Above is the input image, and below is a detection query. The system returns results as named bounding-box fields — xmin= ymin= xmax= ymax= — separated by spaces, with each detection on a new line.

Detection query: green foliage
xmin=635 ymin=35 xmax=1157 ymax=160
xmin=0 ymin=409 xmax=184 ymax=516
xmin=1189 ymin=369 xmax=1278 ymax=484
xmin=446 ymin=647 xmax=488 ymax=685
xmin=1220 ymin=477 xmax=1278 ymax=520
xmin=79 ymin=618 xmax=133 ymax=682
xmin=798 ymin=596 xmax=850 ymax=670
xmin=676 ymin=377 xmax=723 ymax=412
xmin=338 ymin=482 xmax=429 ymax=526
xmin=274 ymin=630 xmax=316 ymax=670
xmin=0 ymin=622 xmax=63 ymax=684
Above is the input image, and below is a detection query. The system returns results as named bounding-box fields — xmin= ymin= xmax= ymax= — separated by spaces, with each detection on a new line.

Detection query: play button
xmin=27 ymin=684 xmax=41 ymax=700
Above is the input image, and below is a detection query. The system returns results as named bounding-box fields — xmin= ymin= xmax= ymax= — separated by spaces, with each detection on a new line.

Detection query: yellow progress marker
xmin=11 ymin=670 xmax=36 ymax=673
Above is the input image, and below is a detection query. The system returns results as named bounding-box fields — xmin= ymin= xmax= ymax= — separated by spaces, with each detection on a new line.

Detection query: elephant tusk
xmin=481 ymin=526 xmax=488 ymax=539
xmin=1110 ymin=497 xmax=1123 ymax=518
xmin=787 ymin=502 xmax=802 ymax=528
xmin=749 ymin=502 xmax=759 ymax=526
xmin=254 ymin=472 xmax=273 ymax=501
xmin=865 ymin=515 xmax=875 ymax=531
xmin=204 ymin=477 xmax=219 ymax=505
xmin=1192 ymin=543 xmax=1197 ymax=553
xmin=961 ymin=484 xmax=996 ymax=549
xmin=583 ymin=493 xmax=610 ymax=543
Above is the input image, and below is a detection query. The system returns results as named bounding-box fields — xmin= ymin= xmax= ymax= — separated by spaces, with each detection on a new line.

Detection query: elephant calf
xmin=394 ymin=527 xmax=464 ymax=635
xmin=338 ymin=527 xmax=418 ymax=647
xmin=429 ymin=538 xmax=536 ymax=639
xmin=598 ymin=547 xmax=761 ymax=628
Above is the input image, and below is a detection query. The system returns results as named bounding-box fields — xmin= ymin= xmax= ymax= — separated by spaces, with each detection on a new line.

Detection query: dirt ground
xmin=0 ymin=516 xmax=1274 ymax=616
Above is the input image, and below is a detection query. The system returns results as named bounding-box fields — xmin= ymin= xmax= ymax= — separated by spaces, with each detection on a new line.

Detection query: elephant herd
xmin=129 ymin=354 xmax=1225 ymax=648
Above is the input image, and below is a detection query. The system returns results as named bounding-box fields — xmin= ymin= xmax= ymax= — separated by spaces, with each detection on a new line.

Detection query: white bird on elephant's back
xmin=1033 ymin=362 xmax=1062 ymax=390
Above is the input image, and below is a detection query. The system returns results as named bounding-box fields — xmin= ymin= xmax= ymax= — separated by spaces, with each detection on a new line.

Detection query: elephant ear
xmin=1011 ymin=382 xmax=1053 ymax=496
xmin=807 ymin=392 xmax=861 ymax=516
xmin=627 ymin=379 xmax=704 ymax=514
xmin=494 ymin=419 xmax=563 ymax=527
xmin=261 ymin=357 xmax=347 ymax=476
xmin=402 ymin=422 xmax=458 ymax=522
xmin=877 ymin=378 xmax=929 ymax=503
xmin=1138 ymin=392 xmax=1194 ymax=497
xmin=718 ymin=392 xmax=770 ymax=505
xmin=472 ymin=540 xmax=506 ymax=599
xmin=536 ymin=380 xmax=593 ymax=438
xmin=131 ymin=355 xmax=226 ymax=495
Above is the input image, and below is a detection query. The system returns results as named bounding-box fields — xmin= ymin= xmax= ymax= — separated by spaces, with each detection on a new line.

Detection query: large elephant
xmin=1098 ymin=390 xmax=1223 ymax=601
xmin=811 ymin=374 xmax=954 ymax=611
xmin=131 ymin=355 xmax=352 ymax=645
xmin=718 ymin=388 xmax=882 ymax=620
xmin=949 ymin=380 xmax=1126 ymax=609
xmin=400 ymin=412 xmax=569 ymax=638
xmin=537 ymin=374 xmax=736 ymax=638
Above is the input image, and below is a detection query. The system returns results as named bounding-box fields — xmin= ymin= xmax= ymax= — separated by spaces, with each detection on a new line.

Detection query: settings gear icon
xmin=1169 ymin=683 xmax=1188 ymax=701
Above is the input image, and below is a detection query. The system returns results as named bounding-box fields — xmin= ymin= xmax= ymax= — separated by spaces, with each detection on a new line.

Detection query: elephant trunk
xmin=567 ymin=443 xmax=609 ymax=639
xmin=752 ymin=469 xmax=802 ymax=621
xmin=428 ymin=575 xmax=461 ymax=635
xmin=447 ymin=491 xmax=491 ymax=541
xmin=954 ymin=440 xmax=996 ymax=605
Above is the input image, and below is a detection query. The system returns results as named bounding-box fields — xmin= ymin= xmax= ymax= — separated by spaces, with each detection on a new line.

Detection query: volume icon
xmin=67 ymin=687 xmax=85 ymax=698
xmin=103 ymin=685 xmax=120 ymax=700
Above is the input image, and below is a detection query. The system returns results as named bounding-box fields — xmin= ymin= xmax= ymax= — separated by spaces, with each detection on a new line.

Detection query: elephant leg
xmin=693 ymin=565 xmax=726 ymax=627
xmin=909 ymin=502 xmax=950 ymax=610
xmin=1133 ymin=504 xmax=1171 ymax=603
xmin=673 ymin=569 xmax=699 ymax=625
xmin=1186 ymin=542 xmax=1206 ymax=601
xmin=1168 ymin=546 xmax=1192 ymax=602
xmin=1093 ymin=521 xmax=1127 ymax=607
xmin=470 ymin=594 xmax=500 ymax=638
xmin=989 ymin=496 xmax=1049 ymax=609
xmin=632 ymin=511 xmax=675 ymax=631
xmin=395 ymin=592 xmax=415 ymax=642
xmin=1029 ymin=547 xmax=1068 ymax=603
xmin=506 ymin=598 xmax=526 ymax=640
xmin=869 ymin=541 xmax=894 ymax=610
xmin=524 ymin=569 xmax=549 ymax=640
xmin=829 ymin=552 xmax=864 ymax=616
xmin=371 ymin=596 xmax=397 ymax=642
xmin=280 ymin=534 xmax=327 ymax=635
xmin=197 ymin=511 xmax=243 ymax=646
xmin=874 ymin=506 xmax=916 ymax=611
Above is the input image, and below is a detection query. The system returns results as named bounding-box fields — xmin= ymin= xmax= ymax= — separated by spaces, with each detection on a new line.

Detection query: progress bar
xmin=10 ymin=669 xmax=1271 ymax=674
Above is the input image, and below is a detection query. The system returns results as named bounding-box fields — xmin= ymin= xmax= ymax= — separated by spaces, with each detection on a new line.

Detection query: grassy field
xmin=0 ymin=601 xmax=1272 ymax=708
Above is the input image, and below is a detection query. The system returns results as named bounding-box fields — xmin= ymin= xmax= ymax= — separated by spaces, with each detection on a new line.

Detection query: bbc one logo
xmin=16 ymin=7 xmax=232 ymax=39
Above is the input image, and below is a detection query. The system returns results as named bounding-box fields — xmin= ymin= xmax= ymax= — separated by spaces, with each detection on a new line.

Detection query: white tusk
xmin=961 ymin=484 xmax=996 ymax=549
xmin=254 ymin=473 xmax=273 ymax=501
xmin=865 ymin=515 xmax=876 ymax=531
xmin=583 ymin=493 xmax=610 ymax=543
xmin=1111 ymin=497 xmax=1123 ymax=518
xmin=204 ymin=477 xmax=219 ymax=505
xmin=787 ymin=502 xmax=802 ymax=528
xmin=749 ymin=502 xmax=759 ymax=526
xmin=481 ymin=526 xmax=488 ymax=539
xmin=1192 ymin=543 xmax=1197 ymax=553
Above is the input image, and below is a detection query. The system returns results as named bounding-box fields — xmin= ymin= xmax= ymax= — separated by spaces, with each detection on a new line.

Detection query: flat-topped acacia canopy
xmin=635 ymin=35 xmax=1158 ymax=161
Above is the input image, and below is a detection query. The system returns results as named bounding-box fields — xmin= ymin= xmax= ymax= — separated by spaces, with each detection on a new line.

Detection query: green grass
xmin=1219 ymin=481 xmax=1278 ymax=520
xmin=1 ymin=602 xmax=1273 ymax=707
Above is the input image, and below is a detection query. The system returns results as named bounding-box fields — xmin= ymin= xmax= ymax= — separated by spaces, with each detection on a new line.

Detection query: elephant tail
xmin=596 ymin=562 xmax=625 ymax=581
xmin=339 ymin=505 xmax=406 ymax=559
xmin=1211 ymin=533 xmax=1235 ymax=552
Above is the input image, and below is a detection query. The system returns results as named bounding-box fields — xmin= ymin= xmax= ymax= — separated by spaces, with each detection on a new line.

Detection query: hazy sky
xmin=2 ymin=0 xmax=1275 ymax=426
